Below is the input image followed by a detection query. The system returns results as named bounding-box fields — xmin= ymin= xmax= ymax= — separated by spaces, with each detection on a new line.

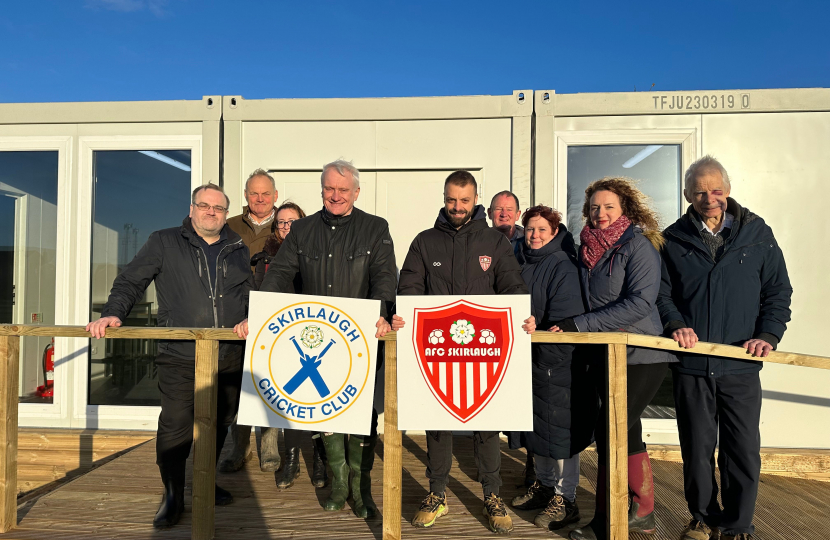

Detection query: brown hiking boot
xmin=483 ymin=493 xmax=514 ymax=534
xmin=411 ymin=492 xmax=448 ymax=528
xmin=535 ymin=494 xmax=580 ymax=530
xmin=681 ymin=520 xmax=720 ymax=540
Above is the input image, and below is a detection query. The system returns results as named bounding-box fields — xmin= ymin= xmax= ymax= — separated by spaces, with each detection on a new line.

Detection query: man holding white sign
xmin=235 ymin=160 xmax=397 ymax=519
xmin=392 ymin=170 xmax=535 ymax=535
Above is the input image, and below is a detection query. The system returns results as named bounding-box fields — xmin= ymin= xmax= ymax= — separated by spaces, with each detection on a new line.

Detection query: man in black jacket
xmin=235 ymin=159 xmax=397 ymax=520
xmin=657 ymin=156 xmax=792 ymax=540
xmin=393 ymin=171 xmax=533 ymax=535
xmin=86 ymin=183 xmax=253 ymax=529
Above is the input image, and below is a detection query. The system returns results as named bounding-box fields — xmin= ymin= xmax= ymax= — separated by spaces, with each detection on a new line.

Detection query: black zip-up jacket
xmin=259 ymin=207 xmax=397 ymax=319
xmin=397 ymin=205 xmax=527 ymax=295
xmin=657 ymin=198 xmax=792 ymax=376
xmin=100 ymin=218 xmax=253 ymax=361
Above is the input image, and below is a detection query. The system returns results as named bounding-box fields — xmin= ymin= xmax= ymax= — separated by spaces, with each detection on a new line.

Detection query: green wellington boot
xmin=322 ymin=433 xmax=349 ymax=511
xmin=348 ymin=434 xmax=378 ymax=519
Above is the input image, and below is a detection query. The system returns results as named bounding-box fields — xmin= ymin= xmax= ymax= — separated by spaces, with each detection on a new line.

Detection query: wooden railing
xmin=1 ymin=325 xmax=828 ymax=540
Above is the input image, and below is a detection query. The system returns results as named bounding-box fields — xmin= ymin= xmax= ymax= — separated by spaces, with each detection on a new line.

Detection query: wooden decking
xmin=16 ymin=429 xmax=155 ymax=502
xmin=3 ymin=433 xmax=830 ymax=540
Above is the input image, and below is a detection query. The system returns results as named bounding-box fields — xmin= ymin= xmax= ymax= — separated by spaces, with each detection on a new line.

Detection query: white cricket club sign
xmin=238 ymin=292 xmax=380 ymax=435
xmin=396 ymin=295 xmax=533 ymax=431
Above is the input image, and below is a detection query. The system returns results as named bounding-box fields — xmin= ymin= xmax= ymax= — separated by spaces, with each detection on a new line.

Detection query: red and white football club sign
xmin=397 ymin=295 xmax=532 ymax=431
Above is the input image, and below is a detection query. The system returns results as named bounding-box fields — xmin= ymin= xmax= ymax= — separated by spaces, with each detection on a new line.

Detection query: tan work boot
xmin=411 ymin=492 xmax=448 ymax=528
xmin=681 ymin=519 xmax=720 ymax=540
xmin=483 ymin=493 xmax=513 ymax=534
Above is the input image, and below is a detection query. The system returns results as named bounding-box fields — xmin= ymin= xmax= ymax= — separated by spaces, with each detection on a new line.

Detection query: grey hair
xmin=321 ymin=159 xmax=360 ymax=189
xmin=245 ymin=168 xmax=276 ymax=192
xmin=191 ymin=183 xmax=230 ymax=208
xmin=684 ymin=155 xmax=731 ymax=191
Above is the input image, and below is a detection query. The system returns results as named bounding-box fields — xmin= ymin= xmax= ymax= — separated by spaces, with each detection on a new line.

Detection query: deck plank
xmin=1 ymin=433 xmax=828 ymax=539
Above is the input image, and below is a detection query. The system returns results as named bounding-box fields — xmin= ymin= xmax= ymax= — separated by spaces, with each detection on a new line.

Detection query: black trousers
xmin=594 ymin=362 xmax=669 ymax=459
xmin=673 ymin=371 xmax=762 ymax=536
xmin=426 ymin=431 xmax=501 ymax=497
xmin=155 ymin=351 xmax=244 ymax=467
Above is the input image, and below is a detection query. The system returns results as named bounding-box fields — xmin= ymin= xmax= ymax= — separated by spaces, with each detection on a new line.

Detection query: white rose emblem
xmin=449 ymin=319 xmax=475 ymax=345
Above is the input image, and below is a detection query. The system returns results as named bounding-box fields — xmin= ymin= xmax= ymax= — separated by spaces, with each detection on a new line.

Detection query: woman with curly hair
xmin=551 ymin=178 xmax=676 ymax=540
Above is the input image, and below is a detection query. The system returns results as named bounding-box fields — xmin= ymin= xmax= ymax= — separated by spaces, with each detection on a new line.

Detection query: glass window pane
xmin=0 ymin=151 xmax=59 ymax=404
xmin=89 ymin=150 xmax=191 ymax=406
xmin=566 ymin=144 xmax=681 ymax=233
xmin=567 ymin=144 xmax=681 ymax=419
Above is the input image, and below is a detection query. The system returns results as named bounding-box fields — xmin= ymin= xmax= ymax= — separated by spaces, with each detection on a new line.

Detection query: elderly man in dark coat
xmin=658 ymin=155 xmax=792 ymax=540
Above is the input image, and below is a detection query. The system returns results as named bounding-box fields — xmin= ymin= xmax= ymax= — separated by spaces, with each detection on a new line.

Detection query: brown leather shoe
xmin=681 ymin=520 xmax=720 ymax=540
xmin=483 ymin=493 xmax=514 ymax=534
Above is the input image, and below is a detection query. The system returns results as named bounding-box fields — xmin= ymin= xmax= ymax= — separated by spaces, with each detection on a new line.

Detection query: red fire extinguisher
xmin=36 ymin=338 xmax=54 ymax=398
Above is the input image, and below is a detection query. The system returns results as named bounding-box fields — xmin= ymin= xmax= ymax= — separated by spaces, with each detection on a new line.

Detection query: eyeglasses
xmin=277 ymin=219 xmax=297 ymax=229
xmin=193 ymin=202 xmax=228 ymax=213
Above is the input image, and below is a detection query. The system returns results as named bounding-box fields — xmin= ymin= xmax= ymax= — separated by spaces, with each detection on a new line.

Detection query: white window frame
xmin=0 ymin=136 xmax=73 ymax=426
xmin=554 ymin=129 xmax=698 ymax=230
xmin=74 ymin=134 xmax=202 ymax=430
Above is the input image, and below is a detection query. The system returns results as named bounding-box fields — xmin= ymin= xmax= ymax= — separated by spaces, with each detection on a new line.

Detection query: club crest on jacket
xmin=479 ymin=255 xmax=492 ymax=271
xmin=249 ymin=302 xmax=372 ymax=424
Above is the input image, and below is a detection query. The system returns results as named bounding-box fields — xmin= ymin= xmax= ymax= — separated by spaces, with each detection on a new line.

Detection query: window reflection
xmin=566 ymin=145 xmax=681 ymax=232
xmin=89 ymin=150 xmax=191 ymax=406
xmin=0 ymin=151 xmax=59 ymax=404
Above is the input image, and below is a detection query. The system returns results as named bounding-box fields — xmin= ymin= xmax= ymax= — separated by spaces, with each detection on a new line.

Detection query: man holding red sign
xmin=393 ymin=170 xmax=534 ymax=535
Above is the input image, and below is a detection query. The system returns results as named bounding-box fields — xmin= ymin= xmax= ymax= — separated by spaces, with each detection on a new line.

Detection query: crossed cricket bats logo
xmin=284 ymin=336 xmax=337 ymax=398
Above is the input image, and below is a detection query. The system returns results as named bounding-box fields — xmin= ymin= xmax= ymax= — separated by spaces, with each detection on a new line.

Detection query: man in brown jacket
xmin=221 ymin=168 xmax=280 ymax=473
xmin=227 ymin=168 xmax=280 ymax=271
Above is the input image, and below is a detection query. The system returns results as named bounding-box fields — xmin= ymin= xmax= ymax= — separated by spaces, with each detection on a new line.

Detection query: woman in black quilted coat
xmin=507 ymin=205 xmax=598 ymax=531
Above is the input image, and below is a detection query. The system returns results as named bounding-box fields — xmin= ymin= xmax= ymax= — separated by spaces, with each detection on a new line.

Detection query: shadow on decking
xmin=3 ymin=434 xmax=830 ymax=539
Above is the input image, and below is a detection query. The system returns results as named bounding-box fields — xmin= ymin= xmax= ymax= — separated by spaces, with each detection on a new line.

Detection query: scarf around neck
xmin=579 ymin=215 xmax=632 ymax=270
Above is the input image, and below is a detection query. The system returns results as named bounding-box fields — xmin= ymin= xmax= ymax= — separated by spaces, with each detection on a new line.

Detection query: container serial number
xmin=653 ymin=94 xmax=750 ymax=110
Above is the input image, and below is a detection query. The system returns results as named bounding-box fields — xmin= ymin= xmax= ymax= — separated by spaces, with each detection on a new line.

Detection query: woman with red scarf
xmin=551 ymin=178 xmax=676 ymax=540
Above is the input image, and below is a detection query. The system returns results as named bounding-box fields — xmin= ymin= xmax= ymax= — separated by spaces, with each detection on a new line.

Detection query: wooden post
xmin=606 ymin=343 xmax=628 ymax=540
xmin=0 ymin=335 xmax=19 ymax=533
xmin=192 ymin=339 xmax=219 ymax=540
xmin=382 ymin=340 xmax=402 ymax=540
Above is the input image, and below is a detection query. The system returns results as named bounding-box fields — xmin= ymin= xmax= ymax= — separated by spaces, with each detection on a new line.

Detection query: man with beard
xmin=234 ymin=160 xmax=397 ymax=520
xmin=392 ymin=170 xmax=535 ymax=535
xmin=87 ymin=183 xmax=252 ymax=529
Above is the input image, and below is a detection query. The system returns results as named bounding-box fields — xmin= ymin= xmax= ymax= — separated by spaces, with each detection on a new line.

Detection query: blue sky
xmin=1 ymin=0 xmax=828 ymax=103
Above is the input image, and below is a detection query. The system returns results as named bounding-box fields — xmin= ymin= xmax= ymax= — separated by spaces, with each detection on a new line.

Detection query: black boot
xmin=259 ymin=427 xmax=281 ymax=472
xmin=348 ymin=434 xmax=378 ymax=519
xmin=311 ymin=434 xmax=328 ymax=488
xmin=523 ymin=451 xmax=536 ymax=488
xmin=218 ymin=422 xmax=252 ymax=473
xmin=276 ymin=446 xmax=301 ymax=489
xmin=322 ymin=433 xmax=349 ymax=511
xmin=153 ymin=463 xmax=185 ymax=529
xmin=215 ymin=484 xmax=234 ymax=506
